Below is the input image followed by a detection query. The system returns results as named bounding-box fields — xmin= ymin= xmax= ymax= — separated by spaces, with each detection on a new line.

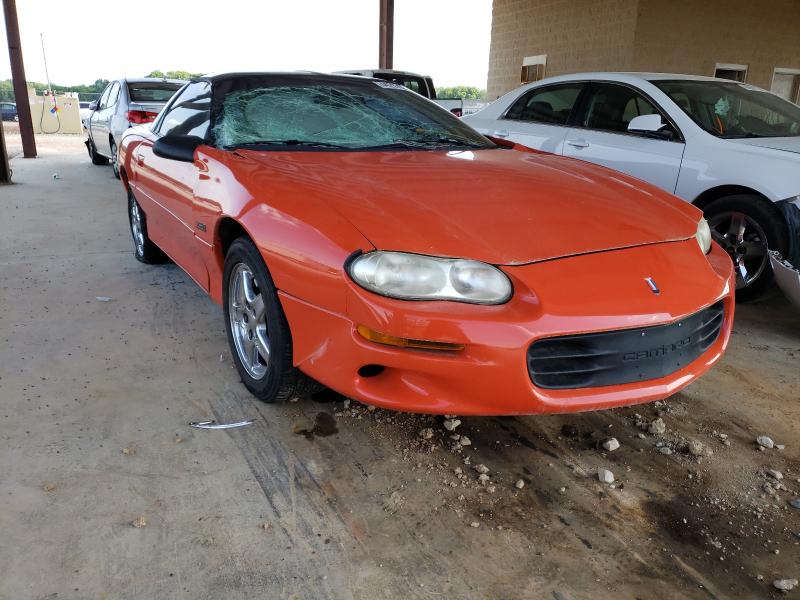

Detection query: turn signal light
xmin=356 ymin=325 xmax=465 ymax=352
xmin=126 ymin=110 xmax=159 ymax=124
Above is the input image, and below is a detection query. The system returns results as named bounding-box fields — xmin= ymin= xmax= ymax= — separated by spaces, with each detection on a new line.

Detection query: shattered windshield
xmin=654 ymin=80 xmax=800 ymax=139
xmin=211 ymin=78 xmax=493 ymax=151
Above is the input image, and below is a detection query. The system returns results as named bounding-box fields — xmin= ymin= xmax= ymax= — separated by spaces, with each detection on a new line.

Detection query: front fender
xmin=196 ymin=148 xmax=374 ymax=312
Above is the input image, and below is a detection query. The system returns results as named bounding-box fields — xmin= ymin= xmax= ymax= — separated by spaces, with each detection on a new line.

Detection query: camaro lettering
xmin=623 ymin=336 xmax=692 ymax=361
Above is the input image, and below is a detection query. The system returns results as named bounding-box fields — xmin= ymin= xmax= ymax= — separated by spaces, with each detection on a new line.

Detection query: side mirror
xmin=628 ymin=114 xmax=666 ymax=133
xmin=88 ymin=101 xmax=98 ymax=111
xmin=153 ymin=134 xmax=204 ymax=162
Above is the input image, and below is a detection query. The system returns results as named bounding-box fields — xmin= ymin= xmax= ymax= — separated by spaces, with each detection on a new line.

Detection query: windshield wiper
xmin=225 ymin=140 xmax=349 ymax=149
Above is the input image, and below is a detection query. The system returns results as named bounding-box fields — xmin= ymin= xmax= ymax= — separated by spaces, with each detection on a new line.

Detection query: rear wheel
xmin=223 ymin=238 xmax=319 ymax=403
xmin=110 ymin=138 xmax=120 ymax=179
xmin=128 ymin=192 xmax=166 ymax=264
xmin=88 ymin=137 xmax=108 ymax=166
xmin=704 ymin=194 xmax=788 ymax=302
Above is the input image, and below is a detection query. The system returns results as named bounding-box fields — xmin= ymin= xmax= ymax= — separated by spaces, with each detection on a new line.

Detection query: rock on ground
xmin=757 ymin=435 xmax=775 ymax=449
xmin=597 ymin=468 xmax=615 ymax=484
xmin=772 ymin=579 xmax=798 ymax=591
xmin=602 ymin=438 xmax=620 ymax=452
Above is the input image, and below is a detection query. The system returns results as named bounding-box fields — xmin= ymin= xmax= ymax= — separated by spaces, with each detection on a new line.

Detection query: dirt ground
xmin=1 ymin=130 xmax=798 ymax=600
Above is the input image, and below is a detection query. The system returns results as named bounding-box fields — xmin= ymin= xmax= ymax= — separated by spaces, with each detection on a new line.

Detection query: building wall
xmin=487 ymin=0 xmax=800 ymax=98
xmin=487 ymin=0 xmax=639 ymax=99
xmin=632 ymin=0 xmax=800 ymax=90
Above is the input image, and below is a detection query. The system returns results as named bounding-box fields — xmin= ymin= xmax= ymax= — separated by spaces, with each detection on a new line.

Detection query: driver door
xmin=562 ymin=82 xmax=685 ymax=193
xmin=135 ymin=82 xmax=211 ymax=289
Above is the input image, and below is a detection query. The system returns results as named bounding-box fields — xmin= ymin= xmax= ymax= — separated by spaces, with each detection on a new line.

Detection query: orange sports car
xmin=118 ymin=72 xmax=735 ymax=415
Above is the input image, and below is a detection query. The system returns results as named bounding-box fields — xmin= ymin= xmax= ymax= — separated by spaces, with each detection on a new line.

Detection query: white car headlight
xmin=696 ymin=218 xmax=712 ymax=254
xmin=348 ymin=251 xmax=512 ymax=305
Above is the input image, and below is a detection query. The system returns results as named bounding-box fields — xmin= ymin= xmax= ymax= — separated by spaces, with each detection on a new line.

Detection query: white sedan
xmin=464 ymin=73 xmax=800 ymax=301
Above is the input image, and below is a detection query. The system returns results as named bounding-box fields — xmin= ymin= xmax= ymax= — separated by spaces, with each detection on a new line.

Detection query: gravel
xmin=648 ymin=418 xmax=666 ymax=435
xmin=766 ymin=469 xmax=784 ymax=480
xmin=514 ymin=479 xmax=525 ymax=489
xmin=443 ymin=418 xmax=461 ymax=432
xmin=687 ymin=440 xmax=705 ymax=456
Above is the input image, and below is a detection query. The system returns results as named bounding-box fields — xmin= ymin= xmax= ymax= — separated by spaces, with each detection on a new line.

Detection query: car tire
xmin=110 ymin=138 xmax=120 ymax=179
xmin=88 ymin=138 xmax=108 ymax=166
xmin=128 ymin=192 xmax=166 ymax=264
xmin=704 ymin=194 xmax=789 ymax=302
xmin=223 ymin=237 xmax=319 ymax=403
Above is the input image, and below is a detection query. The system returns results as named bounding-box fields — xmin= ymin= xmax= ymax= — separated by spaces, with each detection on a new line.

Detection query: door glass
xmin=157 ymin=82 xmax=211 ymax=138
xmin=106 ymin=82 xmax=120 ymax=108
xmin=582 ymin=84 xmax=667 ymax=135
xmin=97 ymin=85 xmax=112 ymax=109
xmin=503 ymin=84 xmax=583 ymax=125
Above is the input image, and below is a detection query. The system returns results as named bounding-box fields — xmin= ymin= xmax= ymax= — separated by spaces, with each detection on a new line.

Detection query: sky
xmin=0 ymin=0 xmax=493 ymax=89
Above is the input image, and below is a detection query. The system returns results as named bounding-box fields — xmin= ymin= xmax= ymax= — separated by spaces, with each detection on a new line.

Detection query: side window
xmin=97 ymin=85 xmax=112 ymax=109
xmin=581 ymin=83 xmax=671 ymax=135
xmin=106 ymin=82 xmax=121 ymax=108
xmin=503 ymin=84 xmax=583 ymax=125
xmin=157 ymin=82 xmax=211 ymax=139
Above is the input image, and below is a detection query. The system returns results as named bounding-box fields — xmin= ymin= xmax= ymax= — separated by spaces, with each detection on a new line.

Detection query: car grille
xmin=527 ymin=302 xmax=724 ymax=390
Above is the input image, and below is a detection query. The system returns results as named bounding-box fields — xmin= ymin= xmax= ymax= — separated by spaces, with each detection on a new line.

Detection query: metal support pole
xmin=0 ymin=120 xmax=10 ymax=183
xmin=379 ymin=0 xmax=394 ymax=70
xmin=3 ymin=0 xmax=37 ymax=158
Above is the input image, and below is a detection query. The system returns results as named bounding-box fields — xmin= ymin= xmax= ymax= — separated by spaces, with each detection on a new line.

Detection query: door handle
xmin=492 ymin=130 xmax=509 ymax=138
xmin=566 ymin=139 xmax=589 ymax=148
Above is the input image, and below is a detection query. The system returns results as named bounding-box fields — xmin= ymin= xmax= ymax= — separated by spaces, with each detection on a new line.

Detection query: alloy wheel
xmin=228 ymin=263 xmax=270 ymax=380
xmin=129 ymin=200 xmax=145 ymax=257
xmin=708 ymin=211 xmax=769 ymax=290
xmin=110 ymin=140 xmax=119 ymax=177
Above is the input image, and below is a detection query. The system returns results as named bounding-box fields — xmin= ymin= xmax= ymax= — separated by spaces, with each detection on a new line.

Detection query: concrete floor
xmin=1 ymin=135 xmax=799 ymax=600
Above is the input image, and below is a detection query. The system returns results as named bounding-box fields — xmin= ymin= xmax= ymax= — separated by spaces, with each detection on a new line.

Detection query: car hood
xmin=240 ymin=148 xmax=700 ymax=265
xmin=726 ymin=136 xmax=800 ymax=155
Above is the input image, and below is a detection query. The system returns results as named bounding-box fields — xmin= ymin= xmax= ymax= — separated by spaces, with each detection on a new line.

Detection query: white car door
xmin=562 ymin=82 xmax=685 ymax=193
xmin=472 ymin=83 xmax=585 ymax=153
xmin=91 ymin=82 xmax=120 ymax=157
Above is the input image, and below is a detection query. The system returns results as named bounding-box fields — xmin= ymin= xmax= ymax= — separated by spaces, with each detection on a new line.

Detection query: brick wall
xmin=632 ymin=0 xmax=800 ymax=90
xmin=487 ymin=0 xmax=639 ymax=99
xmin=487 ymin=0 xmax=800 ymax=97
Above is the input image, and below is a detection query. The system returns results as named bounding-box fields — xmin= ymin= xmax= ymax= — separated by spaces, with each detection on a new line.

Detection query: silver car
xmin=85 ymin=78 xmax=183 ymax=178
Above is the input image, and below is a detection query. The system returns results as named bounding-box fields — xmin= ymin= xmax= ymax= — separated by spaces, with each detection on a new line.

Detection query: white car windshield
xmin=654 ymin=80 xmax=800 ymax=139
xmin=211 ymin=76 xmax=492 ymax=151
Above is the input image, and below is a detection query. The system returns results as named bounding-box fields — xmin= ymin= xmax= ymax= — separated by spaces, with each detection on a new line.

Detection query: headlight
xmin=348 ymin=251 xmax=512 ymax=304
xmin=696 ymin=218 xmax=712 ymax=254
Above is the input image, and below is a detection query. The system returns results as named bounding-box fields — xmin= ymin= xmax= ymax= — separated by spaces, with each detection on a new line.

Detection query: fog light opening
xmin=358 ymin=364 xmax=385 ymax=378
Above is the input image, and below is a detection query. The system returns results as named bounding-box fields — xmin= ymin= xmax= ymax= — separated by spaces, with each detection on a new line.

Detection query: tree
xmin=436 ymin=86 xmax=486 ymax=100
xmin=145 ymin=69 xmax=203 ymax=80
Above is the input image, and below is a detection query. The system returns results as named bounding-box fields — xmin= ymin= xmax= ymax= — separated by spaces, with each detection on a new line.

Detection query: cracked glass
xmin=212 ymin=79 xmax=493 ymax=151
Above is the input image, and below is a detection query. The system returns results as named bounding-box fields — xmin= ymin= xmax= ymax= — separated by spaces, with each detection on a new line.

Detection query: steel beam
xmin=3 ymin=0 xmax=36 ymax=158
xmin=0 ymin=120 xmax=9 ymax=183
xmin=379 ymin=0 xmax=394 ymax=70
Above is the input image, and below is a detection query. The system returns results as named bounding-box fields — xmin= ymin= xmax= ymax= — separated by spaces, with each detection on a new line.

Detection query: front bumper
xmin=280 ymin=239 xmax=735 ymax=415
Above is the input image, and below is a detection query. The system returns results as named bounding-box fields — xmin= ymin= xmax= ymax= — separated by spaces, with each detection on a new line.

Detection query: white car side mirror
xmin=628 ymin=114 xmax=666 ymax=133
